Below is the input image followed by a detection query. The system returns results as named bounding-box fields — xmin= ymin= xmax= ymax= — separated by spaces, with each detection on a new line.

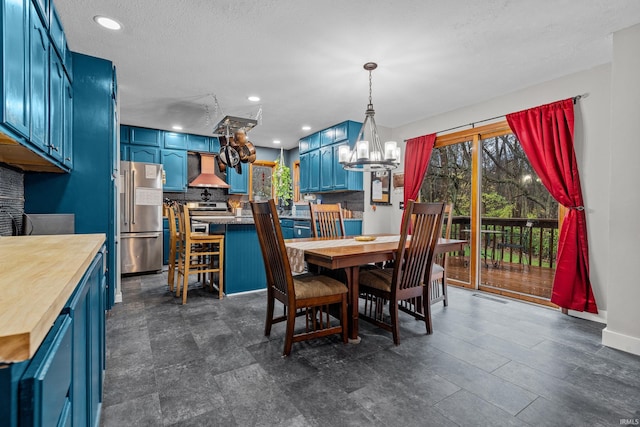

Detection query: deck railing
xmin=449 ymin=217 xmax=559 ymax=269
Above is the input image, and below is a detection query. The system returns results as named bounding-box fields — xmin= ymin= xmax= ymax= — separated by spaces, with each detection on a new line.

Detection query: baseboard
xmin=567 ymin=309 xmax=607 ymax=324
xmin=602 ymin=327 xmax=640 ymax=356
xmin=115 ymin=291 xmax=123 ymax=303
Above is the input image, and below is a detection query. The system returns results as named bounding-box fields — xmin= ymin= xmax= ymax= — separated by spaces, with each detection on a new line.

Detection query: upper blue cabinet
xmin=298 ymin=120 xmax=363 ymax=193
xmin=163 ymin=131 xmax=187 ymax=149
xmin=1 ymin=0 xmax=30 ymax=138
xmin=0 ymin=0 xmax=73 ymax=172
xmin=186 ymin=134 xmax=208 ymax=152
xmin=130 ymin=127 xmax=161 ymax=146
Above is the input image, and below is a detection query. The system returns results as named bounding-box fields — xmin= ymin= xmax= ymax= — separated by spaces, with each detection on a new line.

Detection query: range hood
xmin=189 ymin=154 xmax=230 ymax=188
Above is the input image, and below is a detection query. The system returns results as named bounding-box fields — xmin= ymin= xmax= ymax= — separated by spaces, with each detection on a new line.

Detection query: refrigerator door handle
xmin=131 ymin=169 xmax=136 ymax=225
xmin=123 ymin=170 xmax=129 ymax=226
xmin=121 ymin=232 xmax=161 ymax=239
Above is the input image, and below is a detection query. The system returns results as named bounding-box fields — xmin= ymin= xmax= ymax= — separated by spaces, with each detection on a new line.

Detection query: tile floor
xmin=101 ymin=273 xmax=640 ymax=426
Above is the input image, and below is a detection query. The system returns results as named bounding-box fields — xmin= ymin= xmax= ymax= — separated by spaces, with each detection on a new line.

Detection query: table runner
xmin=285 ymin=235 xmax=401 ymax=274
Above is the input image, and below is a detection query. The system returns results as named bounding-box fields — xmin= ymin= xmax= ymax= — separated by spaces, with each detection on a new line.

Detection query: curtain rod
xmin=403 ymin=93 xmax=587 ymax=142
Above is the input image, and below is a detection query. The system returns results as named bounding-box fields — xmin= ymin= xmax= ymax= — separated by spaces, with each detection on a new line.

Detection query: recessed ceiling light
xmin=248 ymin=96 xmax=260 ymax=102
xmin=93 ymin=15 xmax=122 ymax=31
xmin=302 ymin=125 xmax=311 ymax=131
xmin=273 ymin=140 xmax=281 ymax=144
xmin=172 ymin=125 xmax=183 ymax=131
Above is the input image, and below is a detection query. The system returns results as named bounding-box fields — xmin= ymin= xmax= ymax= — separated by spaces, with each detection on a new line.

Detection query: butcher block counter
xmin=0 ymin=233 xmax=105 ymax=362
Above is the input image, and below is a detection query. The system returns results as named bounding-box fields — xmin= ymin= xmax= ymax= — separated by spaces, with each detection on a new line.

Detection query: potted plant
xmin=273 ymin=149 xmax=293 ymax=210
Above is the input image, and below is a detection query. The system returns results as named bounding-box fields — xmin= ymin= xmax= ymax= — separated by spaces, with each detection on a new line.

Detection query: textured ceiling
xmin=55 ymin=0 xmax=640 ymax=149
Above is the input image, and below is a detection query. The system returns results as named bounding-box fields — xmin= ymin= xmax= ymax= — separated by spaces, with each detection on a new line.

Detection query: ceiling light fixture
xmin=273 ymin=140 xmax=281 ymax=144
xmin=248 ymin=96 xmax=260 ymax=102
xmin=93 ymin=15 xmax=122 ymax=31
xmin=302 ymin=125 xmax=311 ymax=131
xmin=172 ymin=125 xmax=183 ymax=131
xmin=339 ymin=62 xmax=400 ymax=172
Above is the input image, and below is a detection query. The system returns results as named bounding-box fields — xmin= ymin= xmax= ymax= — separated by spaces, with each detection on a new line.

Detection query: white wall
xmin=602 ymin=23 xmax=640 ymax=356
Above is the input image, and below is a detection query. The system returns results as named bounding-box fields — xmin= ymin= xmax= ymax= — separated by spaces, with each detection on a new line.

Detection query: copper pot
xmin=238 ymin=142 xmax=256 ymax=163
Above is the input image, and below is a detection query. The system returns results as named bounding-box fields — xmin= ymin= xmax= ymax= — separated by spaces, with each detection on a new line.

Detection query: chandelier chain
xmin=369 ymin=70 xmax=373 ymax=106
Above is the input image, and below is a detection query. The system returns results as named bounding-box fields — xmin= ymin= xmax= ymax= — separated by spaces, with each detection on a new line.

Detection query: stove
xmin=186 ymin=202 xmax=233 ymax=216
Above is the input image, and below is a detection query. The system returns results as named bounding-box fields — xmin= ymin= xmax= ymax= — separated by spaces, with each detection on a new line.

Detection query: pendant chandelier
xmin=339 ymin=62 xmax=400 ymax=172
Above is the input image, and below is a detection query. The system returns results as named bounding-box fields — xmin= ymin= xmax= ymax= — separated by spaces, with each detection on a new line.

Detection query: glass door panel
xmin=480 ymin=133 xmax=557 ymax=299
xmin=421 ymin=140 xmax=473 ymax=287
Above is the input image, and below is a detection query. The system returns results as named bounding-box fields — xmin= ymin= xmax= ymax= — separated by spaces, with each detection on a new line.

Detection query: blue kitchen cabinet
xmin=130 ymin=126 xmax=160 ymax=146
xmin=186 ymin=134 xmax=208 ymax=152
xmin=298 ymin=121 xmax=362 ymax=193
xmin=120 ymin=143 xmax=129 ymax=161
xmin=16 ymin=248 xmax=106 ymax=427
xmin=280 ymin=219 xmax=294 ymax=239
xmin=163 ymin=218 xmax=169 ymax=265
xmin=164 ymin=131 xmax=187 ymax=149
xmin=227 ymin=162 xmax=249 ymax=194
xmin=49 ymin=6 xmax=65 ymax=62
xmin=344 ymin=220 xmax=362 ymax=236
xmin=48 ymin=48 xmax=64 ymax=163
xmin=319 ymin=145 xmax=333 ymax=191
xmin=161 ymin=148 xmax=187 ymax=191
xmin=63 ymin=253 xmax=104 ymax=426
xmin=32 ymin=0 xmax=48 ymax=27
xmin=308 ymin=149 xmax=320 ymax=192
xmin=320 ymin=127 xmax=335 ymax=147
xmin=62 ymin=75 xmax=73 ymax=168
xmin=1 ymin=0 xmax=30 ymax=138
xmin=294 ymin=220 xmax=312 ymax=238
xmin=299 ymin=132 xmax=320 ymax=153
xmin=299 ymin=152 xmax=310 ymax=193
xmin=120 ymin=125 xmax=130 ymax=143
xmin=129 ymin=145 xmax=160 ymax=163
xmin=19 ymin=314 xmax=73 ymax=427
xmin=209 ymin=136 xmax=220 ymax=153
xmin=224 ymin=224 xmax=267 ymax=293
xmin=29 ymin=1 xmax=49 ymax=152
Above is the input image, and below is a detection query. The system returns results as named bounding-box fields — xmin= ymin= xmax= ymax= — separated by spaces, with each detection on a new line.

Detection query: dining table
xmin=284 ymin=234 xmax=468 ymax=342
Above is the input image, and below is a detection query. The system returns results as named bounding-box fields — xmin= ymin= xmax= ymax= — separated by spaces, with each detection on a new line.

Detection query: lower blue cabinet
xmin=344 ymin=220 xmax=362 ymax=236
xmin=19 ymin=315 xmax=73 ymax=427
xmin=280 ymin=219 xmax=294 ymax=239
xmin=12 ymin=248 xmax=106 ymax=427
xmin=224 ymin=224 xmax=267 ymax=293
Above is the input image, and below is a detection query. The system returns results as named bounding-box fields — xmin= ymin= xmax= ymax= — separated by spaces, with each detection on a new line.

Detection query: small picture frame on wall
xmin=370 ymin=170 xmax=391 ymax=205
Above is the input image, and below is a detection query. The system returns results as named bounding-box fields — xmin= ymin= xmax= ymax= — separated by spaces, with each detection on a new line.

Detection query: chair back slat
xmin=395 ymin=201 xmax=445 ymax=293
xmin=310 ymin=203 xmax=346 ymax=238
xmin=251 ymin=200 xmax=295 ymax=302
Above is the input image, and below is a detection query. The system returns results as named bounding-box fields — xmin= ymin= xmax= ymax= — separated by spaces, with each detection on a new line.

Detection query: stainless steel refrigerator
xmin=120 ymin=161 xmax=164 ymax=274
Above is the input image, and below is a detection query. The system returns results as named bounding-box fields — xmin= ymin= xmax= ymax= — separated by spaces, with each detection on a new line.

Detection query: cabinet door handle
xmin=52 ymin=145 xmax=59 ymax=152
xmin=65 ymin=157 xmax=71 ymax=161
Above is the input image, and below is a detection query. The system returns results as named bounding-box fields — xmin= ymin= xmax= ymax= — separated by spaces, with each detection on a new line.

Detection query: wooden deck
xmin=446 ymin=257 xmax=555 ymax=301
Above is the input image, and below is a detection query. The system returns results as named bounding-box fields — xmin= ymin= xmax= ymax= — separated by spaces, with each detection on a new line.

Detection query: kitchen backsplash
xmin=0 ymin=165 xmax=24 ymax=236
xmin=164 ymin=187 xmax=227 ymax=203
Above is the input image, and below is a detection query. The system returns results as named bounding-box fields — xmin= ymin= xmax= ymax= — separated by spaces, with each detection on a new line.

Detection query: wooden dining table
xmin=284 ymin=235 xmax=468 ymax=342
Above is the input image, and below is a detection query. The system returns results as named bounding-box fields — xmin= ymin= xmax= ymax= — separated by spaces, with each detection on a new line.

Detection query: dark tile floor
xmin=101 ymin=273 xmax=640 ymax=426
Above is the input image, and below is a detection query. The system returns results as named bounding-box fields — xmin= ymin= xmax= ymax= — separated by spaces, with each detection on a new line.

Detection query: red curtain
xmin=402 ymin=134 xmax=436 ymax=228
xmin=506 ymin=99 xmax=597 ymax=313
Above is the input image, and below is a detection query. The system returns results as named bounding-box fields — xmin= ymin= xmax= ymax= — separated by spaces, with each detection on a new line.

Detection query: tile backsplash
xmin=0 ymin=165 xmax=24 ymax=236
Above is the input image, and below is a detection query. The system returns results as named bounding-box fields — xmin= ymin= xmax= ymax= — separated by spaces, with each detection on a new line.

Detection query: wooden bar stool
xmin=165 ymin=203 xmax=181 ymax=292
xmin=176 ymin=205 xmax=225 ymax=304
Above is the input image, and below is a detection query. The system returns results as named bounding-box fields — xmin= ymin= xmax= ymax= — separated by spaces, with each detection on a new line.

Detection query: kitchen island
xmin=192 ymin=216 xmax=267 ymax=294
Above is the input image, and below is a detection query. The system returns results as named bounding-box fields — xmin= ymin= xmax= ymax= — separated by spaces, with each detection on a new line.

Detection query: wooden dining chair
xmin=175 ymin=204 xmax=225 ymax=304
xmin=429 ymin=202 xmax=453 ymax=307
xmin=310 ymin=203 xmax=346 ymax=238
xmin=250 ymin=200 xmax=348 ymax=356
xmin=359 ymin=201 xmax=445 ymax=344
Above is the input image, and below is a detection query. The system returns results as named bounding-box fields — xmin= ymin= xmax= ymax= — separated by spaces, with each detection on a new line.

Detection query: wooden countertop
xmin=0 ymin=234 xmax=105 ymax=363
